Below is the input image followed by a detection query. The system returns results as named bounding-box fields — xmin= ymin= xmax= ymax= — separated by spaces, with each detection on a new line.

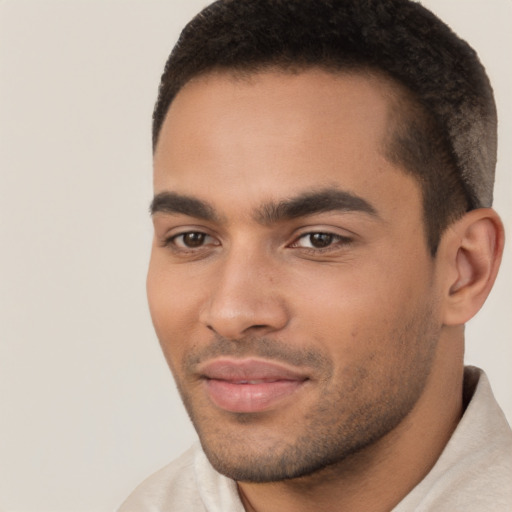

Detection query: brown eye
xmin=172 ymin=232 xmax=216 ymax=249
xmin=308 ymin=233 xmax=333 ymax=248
xmin=291 ymin=231 xmax=352 ymax=251
xmin=182 ymin=232 xmax=206 ymax=247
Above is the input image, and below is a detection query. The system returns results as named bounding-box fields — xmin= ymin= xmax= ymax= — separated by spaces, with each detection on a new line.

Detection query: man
xmin=119 ymin=0 xmax=512 ymax=510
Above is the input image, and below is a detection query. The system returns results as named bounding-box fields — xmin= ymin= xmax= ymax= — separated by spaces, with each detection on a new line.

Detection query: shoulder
xmin=118 ymin=443 xmax=244 ymax=512
xmin=117 ymin=445 xmax=205 ymax=512
xmin=395 ymin=367 xmax=512 ymax=511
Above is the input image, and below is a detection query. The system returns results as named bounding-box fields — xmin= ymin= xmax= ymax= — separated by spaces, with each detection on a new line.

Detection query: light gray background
xmin=0 ymin=1 xmax=510 ymax=511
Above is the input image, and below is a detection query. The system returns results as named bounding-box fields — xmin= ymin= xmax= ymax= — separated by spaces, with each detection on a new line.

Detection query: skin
xmin=147 ymin=69 xmax=503 ymax=511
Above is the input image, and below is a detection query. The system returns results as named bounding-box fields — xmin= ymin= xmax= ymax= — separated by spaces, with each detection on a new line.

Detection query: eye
xmin=170 ymin=231 xmax=218 ymax=249
xmin=299 ymin=233 xmax=335 ymax=249
xmin=291 ymin=232 xmax=352 ymax=250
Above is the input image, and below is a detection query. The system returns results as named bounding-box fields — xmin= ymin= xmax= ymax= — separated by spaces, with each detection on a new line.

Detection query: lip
xmin=199 ymin=358 xmax=309 ymax=413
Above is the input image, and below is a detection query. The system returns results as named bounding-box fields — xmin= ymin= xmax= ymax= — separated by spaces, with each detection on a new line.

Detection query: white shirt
xmin=118 ymin=367 xmax=512 ymax=511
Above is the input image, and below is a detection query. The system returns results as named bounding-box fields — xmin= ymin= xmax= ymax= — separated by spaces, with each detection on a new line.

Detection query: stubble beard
xmin=171 ymin=306 xmax=440 ymax=483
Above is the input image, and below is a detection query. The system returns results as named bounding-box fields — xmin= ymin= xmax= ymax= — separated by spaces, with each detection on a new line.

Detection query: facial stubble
xmin=167 ymin=303 xmax=440 ymax=484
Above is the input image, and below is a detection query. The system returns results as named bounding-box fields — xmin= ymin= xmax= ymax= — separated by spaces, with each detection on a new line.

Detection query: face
xmin=148 ymin=70 xmax=443 ymax=482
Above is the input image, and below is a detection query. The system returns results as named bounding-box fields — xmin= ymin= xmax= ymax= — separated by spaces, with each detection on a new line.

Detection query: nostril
xmin=200 ymin=296 xmax=290 ymax=339
xmin=203 ymin=319 xmax=285 ymax=341
xmin=206 ymin=323 xmax=269 ymax=333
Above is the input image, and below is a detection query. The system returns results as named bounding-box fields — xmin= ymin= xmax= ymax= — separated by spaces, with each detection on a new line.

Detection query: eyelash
xmin=163 ymin=232 xmax=219 ymax=251
xmin=289 ymin=232 xmax=353 ymax=253
xmin=162 ymin=230 xmax=353 ymax=255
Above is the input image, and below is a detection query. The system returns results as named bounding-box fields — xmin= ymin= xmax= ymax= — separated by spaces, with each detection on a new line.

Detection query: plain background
xmin=0 ymin=1 xmax=510 ymax=510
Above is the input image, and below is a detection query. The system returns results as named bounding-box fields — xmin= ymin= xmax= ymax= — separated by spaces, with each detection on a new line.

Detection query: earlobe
xmin=442 ymin=208 xmax=504 ymax=326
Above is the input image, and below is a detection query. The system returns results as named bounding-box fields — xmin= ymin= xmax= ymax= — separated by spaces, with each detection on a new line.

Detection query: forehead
xmin=156 ymin=68 xmax=396 ymax=157
xmin=153 ymin=69 xmax=420 ymax=221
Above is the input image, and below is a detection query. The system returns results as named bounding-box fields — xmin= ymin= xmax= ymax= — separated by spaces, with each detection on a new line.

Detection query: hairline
xmin=153 ymin=63 xmax=463 ymax=256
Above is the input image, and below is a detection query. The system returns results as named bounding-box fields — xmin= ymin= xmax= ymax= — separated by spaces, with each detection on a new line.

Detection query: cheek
xmin=146 ymin=257 xmax=205 ymax=366
xmin=289 ymin=254 xmax=432 ymax=355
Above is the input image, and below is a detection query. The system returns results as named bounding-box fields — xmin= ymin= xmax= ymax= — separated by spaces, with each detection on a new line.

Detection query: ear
xmin=440 ymin=208 xmax=504 ymax=326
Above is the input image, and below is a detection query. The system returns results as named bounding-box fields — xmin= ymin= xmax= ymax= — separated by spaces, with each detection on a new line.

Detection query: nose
xmin=199 ymin=248 xmax=289 ymax=340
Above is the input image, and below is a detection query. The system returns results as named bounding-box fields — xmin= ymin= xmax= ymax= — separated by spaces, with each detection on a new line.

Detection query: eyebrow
xmin=255 ymin=188 xmax=378 ymax=224
xmin=150 ymin=192 xmax=218 ymax=221
xmin=150 ymin=188 xmax=378 ymax=224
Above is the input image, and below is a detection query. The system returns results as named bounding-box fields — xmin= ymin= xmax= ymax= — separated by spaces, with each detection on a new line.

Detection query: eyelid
xmin=290 ymin=223 xmax=356 ymax=239
xmin=287 ymin=227 xmax=355 ymax=253
xmin=158 ymin=225 xmax=221 ymax=250
xmin=170 ymin=232 xmax=218 ymax=249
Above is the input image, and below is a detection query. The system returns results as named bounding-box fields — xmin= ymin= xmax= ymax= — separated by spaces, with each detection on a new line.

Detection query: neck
xmin=237 ymin=327 xmax=464 ymax=512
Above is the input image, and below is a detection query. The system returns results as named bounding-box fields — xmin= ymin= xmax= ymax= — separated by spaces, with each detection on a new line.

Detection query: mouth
xmin=198 ymin=358 xmax=309 ymax=413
